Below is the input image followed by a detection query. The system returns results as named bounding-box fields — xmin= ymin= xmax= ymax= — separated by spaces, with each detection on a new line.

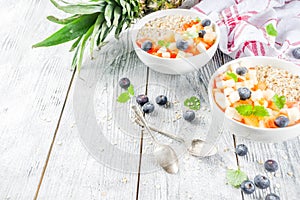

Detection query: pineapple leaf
xmin=90 ymin=14 xmax=104 ymax=57
xmin=69 ymin=35 xmax=83 ymax=52
xmin=77 ymin=24 xmax=95 ymax=71
xmin=50 ymin=0 xmax=106 ymax=14
xmin=71 ymin=45 xmax=80 ymax=69
xmin=115 ymin=18 xmax=126 ymax=39
xmin=104 ymin=3 xmax=114 ymax=27
xmin=113 ymin=6 xmax=122 ymax=26
xmin=47 ymin=14 xmax=81 ymax=24
xmin=97 ymin=22 xmax=113 ymax=47
xmin=32 ymin=14 xmax=98 ymax=48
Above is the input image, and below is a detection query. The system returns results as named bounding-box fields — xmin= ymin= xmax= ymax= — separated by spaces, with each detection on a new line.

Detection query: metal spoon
xmin=133 ymin=110 xmax=218 ymax=157
xmin=132 ymin=105 xmax=179 ymax=174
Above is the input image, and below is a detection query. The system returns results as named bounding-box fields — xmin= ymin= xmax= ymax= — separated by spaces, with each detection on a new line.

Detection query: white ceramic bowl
xmin=131 ymin=9 xmax=220 ymax=74
xmin=208 ymin=56 xmax=300 ymax=142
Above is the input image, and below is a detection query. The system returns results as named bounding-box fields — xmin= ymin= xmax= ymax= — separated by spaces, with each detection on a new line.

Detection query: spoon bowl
xmin=132 ymin=105 xmax=179 ymax=174
xmin=154 ymin=144 xmax=179 ymax=174
xmin=188 ymin=139 xmax=218 ymax=157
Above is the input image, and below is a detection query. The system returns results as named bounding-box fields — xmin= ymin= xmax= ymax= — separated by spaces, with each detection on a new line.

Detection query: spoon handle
xmin=131 ymin=105 xmax=159 ymax=144
xmin=134 ymin=118 xmax=185 ymax=143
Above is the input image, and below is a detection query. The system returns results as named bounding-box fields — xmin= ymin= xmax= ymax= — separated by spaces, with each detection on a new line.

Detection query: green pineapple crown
xmin=32 ymin=0 xmax=182 ymax=70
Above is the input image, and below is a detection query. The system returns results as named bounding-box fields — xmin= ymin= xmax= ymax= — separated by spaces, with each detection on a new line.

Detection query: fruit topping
xmin=264 ymin=159 xmax=279 ymax=172
xmin=183 ymin=110 xmax=196 ymax=122
xmin=254 ymin=175 xmax=270 ymax=189
xmin=142 ymin=102 xmax=155 ymax=113
xmin=238 ymin=87 xmax=252 ymax=100
xmin=240 ymin=180 xmax=255 ymax=194
xmin=119 ymin=77 xmax=131 ymax=89
xmin=155 ymin=95 xmax=168 ymax=106
xmin=235 ymin=144 xmax=248 ymax=156
xmin=136 ymin=94 xmax=149 ymax=106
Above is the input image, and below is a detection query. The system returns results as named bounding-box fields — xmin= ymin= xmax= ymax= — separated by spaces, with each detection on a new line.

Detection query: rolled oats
xmin=256 ymin=66 xmax=300 ymax=102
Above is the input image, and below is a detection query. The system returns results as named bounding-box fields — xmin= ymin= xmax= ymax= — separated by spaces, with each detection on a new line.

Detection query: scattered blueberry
xmin=292 ymin=47 xmax=300 ymax=59
xmin=176 ymin=39 xmax=189 ymax=51
xmin=265 ymin=193 xmax=280 ymax=200
xmin=136 ymin=94 xmax=149 ymax=106
xmin=264 ymin=159 xmax=279 ymax=172
xmin=254 ymin=175 xmax=270 ymax=189
xmin=201 ymin=19 xmax=211 ymax=27
xmin=183 ymin=110 xmax=195 ymax=122
xmin=141 ymin=40 xmax=153 ymax=51
xmin=240 ymin=180 xmax=255 ymax=194
xmin=155 ymin=95 xmax=168 ymax=106
xmin=238 ymin=87 xmax=252 ymax=100
xmin=274 ymin=116 xmax=289 ymax=128
xmin=198 ymin=30 xmax=206 ymax=38
xmin=235 ymin=144 xmax=248 ymax=156
xmin=142 ymin=102 xmax=155 ymax=114
xmin=118 ymin=77 xmax=130 ymax=89
xmin=236 ymin=67 xmax=248 ymax=76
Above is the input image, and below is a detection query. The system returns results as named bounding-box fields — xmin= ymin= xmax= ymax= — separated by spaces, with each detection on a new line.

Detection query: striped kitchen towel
xmin=192 ymin=0 xmax=300 ymax=65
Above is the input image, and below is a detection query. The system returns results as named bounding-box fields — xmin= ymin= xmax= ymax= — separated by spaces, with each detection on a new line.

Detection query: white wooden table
xmin=1 ymin=1 xmax=300 ymax=199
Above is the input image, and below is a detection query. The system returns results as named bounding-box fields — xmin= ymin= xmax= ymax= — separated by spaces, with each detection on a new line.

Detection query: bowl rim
xmin=131 ymin=8 xmax=220 ymax=61
xmin=208 ymin=56 xmax=300 ymax=132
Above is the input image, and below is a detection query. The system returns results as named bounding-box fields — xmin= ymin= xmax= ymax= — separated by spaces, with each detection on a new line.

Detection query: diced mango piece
xmin=244 ymin=116 xmax=259 ymax=127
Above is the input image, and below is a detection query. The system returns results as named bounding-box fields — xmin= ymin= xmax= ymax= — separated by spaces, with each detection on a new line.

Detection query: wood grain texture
xmin=137 ymin=51 xmax=242 ymax=200
xmin=36 ymin=33 xmax=146 ymax=199
xmin=0 ymin=0 xmax=75 ymax=199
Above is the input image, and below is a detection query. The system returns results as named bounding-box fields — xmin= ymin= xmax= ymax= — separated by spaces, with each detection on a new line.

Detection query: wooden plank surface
xmin=36 ymin=33 xmax=146 ymax=199
xmin=137 ymin=51 xmax=242 ymax=199
xmin=1 ymin=1 xmax=300 ymax=199
xmin=0 ymin=1 xmax=75 ymax=199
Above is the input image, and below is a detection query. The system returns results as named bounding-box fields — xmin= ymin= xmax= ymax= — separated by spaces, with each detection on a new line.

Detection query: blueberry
xmin=142 ymin=102 xmax=155 ymax=114
xmin=254 ymin=175 xmax=270 ymax=189
xmin=238 ymin=87 xmax=251 ymax=100
xmin=264 ymin=159 xmax=279 ymax=172
xmin=201 ymin=19 xmax=211 ymax=27
xmin=265 ymin=193 xmax=280 ymax=200
xmin=198 ymin=30 xmax=206 ymax=38
xmin=141 ymin=40 xmax=152 ymax=51
xmin=292 ymin=47 xmax=300 ymax=59
xmin=240 ymin=180 xmax=255 ymax=194
xmin=136 ymin=94 xmax=149 ymax=106
xmin=235 ymin=144 xmax=248 ymax=156
xmin=176 ymin=39 xmax=189 ymax=51
xmin=274 ymin=116 xmax=289 ymax=128
xmin=118 ymin=77 xmax=130 ymax=89
xmin=183 ymin=110 xmax=195 ymax=122
xmin=155 ymin=95 xmax=168 ymax=106
xmin=236 ymin=67 xmax=248 ymax=76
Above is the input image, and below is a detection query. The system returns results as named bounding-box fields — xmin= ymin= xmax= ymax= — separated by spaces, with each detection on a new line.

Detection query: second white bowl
xmin=208 ymin=57 xmax=300 ymax=143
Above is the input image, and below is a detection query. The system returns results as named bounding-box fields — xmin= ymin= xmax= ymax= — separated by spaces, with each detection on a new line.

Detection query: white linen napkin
xmin=192 ymin=0 xmax=300 ymax=65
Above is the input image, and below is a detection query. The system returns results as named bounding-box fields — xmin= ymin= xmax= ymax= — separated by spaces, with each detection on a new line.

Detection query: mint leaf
xmin=227 ymin=72 xmax=238 ymax=82
xmin=184 ymin=99 xmax=191 ymax=107
xmin=266 ymin=23 xmax=278 ymax=37
xmin=158 ymin=40 xmax=166 ymax=47
xmin=184 ymin=96 xmax=201 ymax=110
xmin=127 ymin=84 xmax=134 ymax=96
xmin=272 ymin=94 xmax=286 ymax=109
xmin=117 ymin=92 xmax=130 ymax=103
xmin=253 ymin=106 xmax=270 ymax=117
xmin=158 ymin=40 xmax=170 ymax=48
xmin=226 ymin=169 xmax=248 ymax=188
xmin=235 ymin=105 xmax=253 ymax=116
xmin=165 ymin=42 xmax=170 ymax=48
